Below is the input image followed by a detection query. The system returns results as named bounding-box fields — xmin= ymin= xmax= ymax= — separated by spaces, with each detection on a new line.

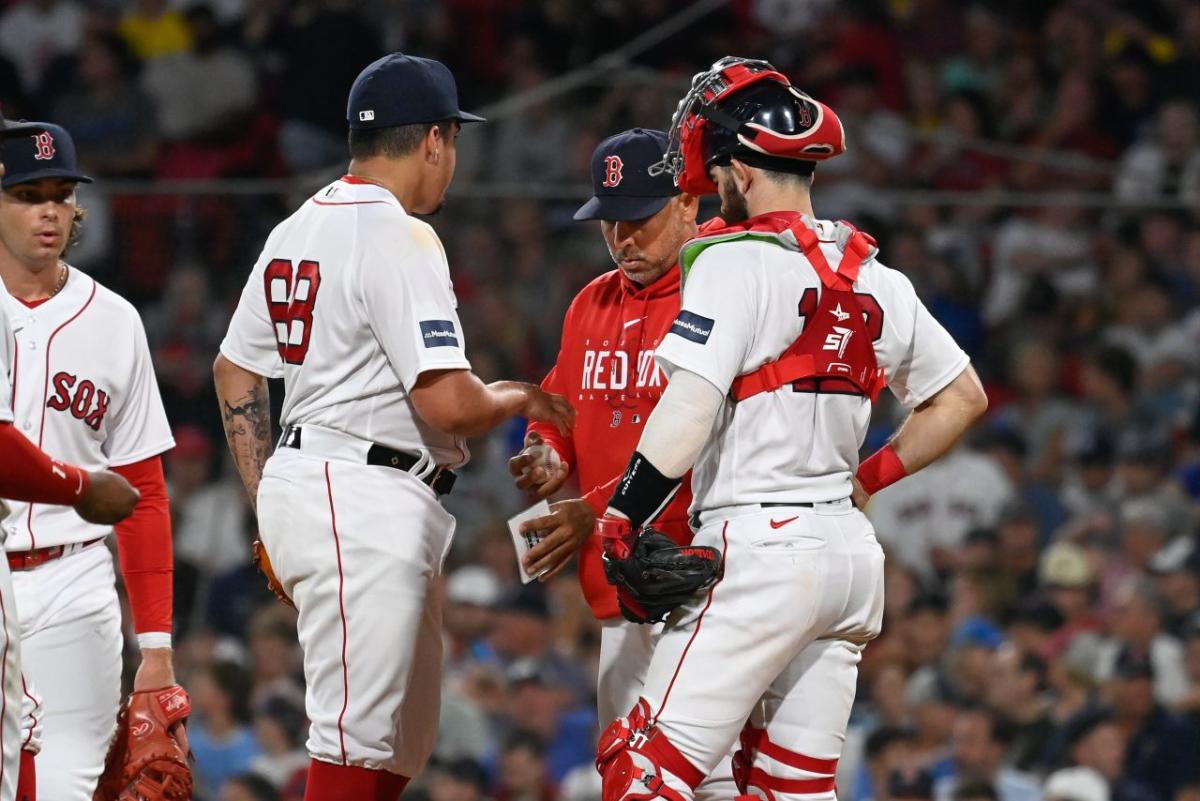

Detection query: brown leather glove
xmin=93 ymin=686 xmax=192 ymax=801
xmin=253 ymin=538 xmax=294 ymax=609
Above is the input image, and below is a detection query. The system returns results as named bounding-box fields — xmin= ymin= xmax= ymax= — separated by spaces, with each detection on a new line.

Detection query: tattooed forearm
xmin=218 ymin=376 xmax=273 ymax=508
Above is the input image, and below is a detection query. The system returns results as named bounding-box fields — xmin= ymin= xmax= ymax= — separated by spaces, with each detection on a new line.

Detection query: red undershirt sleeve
xmin=110 ymin=456 xmax=173 ymax=647
xmin=0 ymin=423 xmax=89 ymax=505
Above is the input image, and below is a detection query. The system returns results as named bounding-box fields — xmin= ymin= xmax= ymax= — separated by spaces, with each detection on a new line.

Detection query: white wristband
xmin=137 ymin=632 xmax=172 ymax=650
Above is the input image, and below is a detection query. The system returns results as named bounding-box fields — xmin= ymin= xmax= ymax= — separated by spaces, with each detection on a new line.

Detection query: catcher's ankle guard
xmin=596 ymin=699 xmax=704 ymax=801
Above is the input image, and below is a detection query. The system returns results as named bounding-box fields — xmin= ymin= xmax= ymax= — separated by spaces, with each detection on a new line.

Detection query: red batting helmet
xmin=649 ymin=57 xmax=847 ymax=195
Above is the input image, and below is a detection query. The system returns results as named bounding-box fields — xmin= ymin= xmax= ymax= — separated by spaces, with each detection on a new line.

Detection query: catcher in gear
xmin=93 ymin=686 xmax=192 ymax=801
xmin=591 ymin=56 xmax=986 ymax=801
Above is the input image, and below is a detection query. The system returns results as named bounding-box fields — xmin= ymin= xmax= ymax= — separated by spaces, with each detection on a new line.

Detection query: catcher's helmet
xmin=651 ymin=57 xmax=846 ymax=195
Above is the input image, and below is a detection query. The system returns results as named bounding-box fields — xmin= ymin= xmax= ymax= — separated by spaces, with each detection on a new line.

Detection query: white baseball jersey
xmin=219 ymin=177 xmax=471 ymax=466
xmin=0 ymin=287 xmax=12 ymax=425
xmin=655 ymin=217 xmax=969 ymax=512
xmin=2 ymin=270 xmax=175 ymax=550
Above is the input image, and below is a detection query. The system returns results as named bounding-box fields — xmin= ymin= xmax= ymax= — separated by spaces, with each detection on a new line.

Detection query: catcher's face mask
xmin=651 ymin=56 xmax=847 ymax=195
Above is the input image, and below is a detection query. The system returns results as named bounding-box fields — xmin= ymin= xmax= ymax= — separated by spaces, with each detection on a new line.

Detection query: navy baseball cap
xmin=574 ymin=128 xmax=680 ymax=222
xmin=347 ymin=53 xmax=485 ymax=129
xmin=0 ymin=112 xmax=42 ymax=139
xmin=1 ymin=122 xmax=92 ymax=188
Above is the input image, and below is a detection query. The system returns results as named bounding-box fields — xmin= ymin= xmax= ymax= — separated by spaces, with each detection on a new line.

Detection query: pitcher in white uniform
xmin=0 ymin=122 xmax=182 ymax=801
xmin=214 ymin=53 xmax=573 ymax=801
xmin=591 ymin=58 xmax=990 ymax=801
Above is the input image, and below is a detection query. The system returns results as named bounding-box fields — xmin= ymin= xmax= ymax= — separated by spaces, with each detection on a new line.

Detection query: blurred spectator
xmin=502 ymin=659 xmax=596 ymax=782
xmin=429 ymin=757 xmax=491 ymax=801
xmin=249 ymin=695 xmax=308 ymax=789
xmin=117 ymin=0 xmax=192 ymax=61
xmin=1040 ymin=542 xmax=1103 ymax=661
xmin=0 ymin=0 xmax=84 ymax=93
xmin=986 ymin=644 xmax=1056 ymax=772
xmin=444 ymin=564 xmax=503 ymax=678
xmin=1044 ymin=766 xmax=1110 ymax=801
xmin=1115 ymin=101 xmax=1200 ymax=204
xmin=933 ymin=706 xmax=1043 ymax=801
xmin=276 ymin=0 xmax=382 ymax=172
xmin=50 ymin=33 xmax=159 ymax=178
xmin=140 ymin=4 xmax=256 ymax=144
xmin=493 ymin=730 xmax=556 ymax=801
xmin=221 ymin=773 xmax=280 ymax=801
xmin=1102 ymin=648 xmax=1200 ymax=800
xmin=867 ymin=445 xmax=1014 ymax=581
xmin=190 ymin=661 xmax=264 ymax=797
xmin=1093 ymin=581 xmax=1190 ymax=706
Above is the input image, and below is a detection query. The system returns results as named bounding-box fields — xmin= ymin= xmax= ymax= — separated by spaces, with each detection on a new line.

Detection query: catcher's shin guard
xmin=596 ymin=699 xmax=704 ymax=801
xmin=731 ymin=725 xmax=838 ymax=801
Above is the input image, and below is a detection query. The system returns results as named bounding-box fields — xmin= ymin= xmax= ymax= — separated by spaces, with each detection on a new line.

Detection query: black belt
xmin=690 ymin=501 xmax=819 ymax=529
xmin=280 ymin=426 xmax=457 ymax=496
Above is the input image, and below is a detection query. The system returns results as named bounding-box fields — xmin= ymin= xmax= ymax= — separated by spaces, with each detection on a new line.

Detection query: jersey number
xmin=264 ymin=259 xmax=322 ymax=365
xmin=797 ymin=288 xmax=884 ymax=340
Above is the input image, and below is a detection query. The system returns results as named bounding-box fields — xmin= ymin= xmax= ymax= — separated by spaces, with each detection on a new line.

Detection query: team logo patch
xmin=31 ymin=131 xmax=55 ymax=161
xmin=419 ymin=320 xmax=459 ymax=348
xmin=602 ymin=155 xmax=624 ymax=188
xmin=669 ymin=310 xmax=714 ymax=344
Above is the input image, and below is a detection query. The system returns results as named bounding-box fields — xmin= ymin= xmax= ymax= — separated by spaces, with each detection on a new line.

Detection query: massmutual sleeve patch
xmin=669 ymin=310 xmax=715 ymax=344
xmin=419 ymin=319 xmax=460 ymax=348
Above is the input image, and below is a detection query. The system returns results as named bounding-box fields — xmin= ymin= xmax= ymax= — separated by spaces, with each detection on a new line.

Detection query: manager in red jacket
xmin=508 ymin=132 xmax=730 ymax=799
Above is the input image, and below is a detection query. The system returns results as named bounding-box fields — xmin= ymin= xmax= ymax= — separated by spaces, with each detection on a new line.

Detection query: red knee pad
xmin=595 ymin=698 xmax=705 ymax=800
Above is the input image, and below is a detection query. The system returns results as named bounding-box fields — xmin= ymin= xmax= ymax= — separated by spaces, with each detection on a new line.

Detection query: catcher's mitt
xmin=253 ymin=538 xmax=294 ymax=609
xmin=94 ymin=686 xmax=192 ymax=801
xmin=603 ymin=528 xmax=722 ymax=624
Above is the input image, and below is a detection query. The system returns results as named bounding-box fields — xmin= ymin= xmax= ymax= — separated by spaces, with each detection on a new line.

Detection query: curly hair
xmin=64 ymin=205 xmax=86 ymax=257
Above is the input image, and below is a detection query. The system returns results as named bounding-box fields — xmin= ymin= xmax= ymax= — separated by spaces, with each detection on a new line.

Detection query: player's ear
xmin=676 ymin=192 xmax=699 ymax=224
xmin=730 ymin=159 xmax=753 ymax=194
xmin=425 ymin=123 xmax=443 ymax=165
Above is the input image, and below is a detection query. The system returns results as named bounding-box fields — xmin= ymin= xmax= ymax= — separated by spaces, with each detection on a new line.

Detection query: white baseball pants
xmin=599 ymin=619 xmax=738 ymax=801
xmin=14 ymin=542 xmax=122 ymax=801
xmin=638 ymin=500 xmax=885 ymax=800
xmin=257 ymin=444 xmax=454 ymax=777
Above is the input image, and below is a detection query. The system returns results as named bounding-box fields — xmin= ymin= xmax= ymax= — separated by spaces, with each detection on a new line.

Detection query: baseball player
xmin=0 ymin=115 xmax=140 ymax=801
xmin=591 ymin=58 xmax=989 ymax=801
xmin=507 ymin=128 xmax=733 ymax=799
xmin=213 ymin=53 xmax=573 ymax=801
xmin=0 ymin=121 xmax=182 ymax=801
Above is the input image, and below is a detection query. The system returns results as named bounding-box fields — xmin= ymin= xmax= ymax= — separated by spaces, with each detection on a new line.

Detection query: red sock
xmin=17 ymin=749 xmax=35 ymax=801
xmin=305 ymin=759 xmax=409 ymax=801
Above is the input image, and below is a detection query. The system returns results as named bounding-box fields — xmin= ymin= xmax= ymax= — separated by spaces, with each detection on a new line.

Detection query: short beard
xmin=719 ymin=181 xmax=749 ymax=224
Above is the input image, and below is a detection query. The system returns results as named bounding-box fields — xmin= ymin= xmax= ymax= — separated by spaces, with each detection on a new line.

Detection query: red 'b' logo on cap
xmin=31 ymin=131 xmax=55 ymax=161
xmin=602 ymin=155 xmax=623 ymax=188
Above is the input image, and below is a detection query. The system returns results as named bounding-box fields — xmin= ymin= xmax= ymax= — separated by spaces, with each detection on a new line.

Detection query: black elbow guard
xmin=607 ymin=451 xmax=682 ymax=530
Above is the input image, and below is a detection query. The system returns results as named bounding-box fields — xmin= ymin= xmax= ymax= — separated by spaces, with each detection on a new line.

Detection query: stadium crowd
xmin=3 ymin=0 xmax=1200 ymax=799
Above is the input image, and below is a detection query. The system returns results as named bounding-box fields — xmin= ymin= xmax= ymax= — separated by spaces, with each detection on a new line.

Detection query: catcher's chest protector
xmin=684 ymin=212 xmax=884 ymax=402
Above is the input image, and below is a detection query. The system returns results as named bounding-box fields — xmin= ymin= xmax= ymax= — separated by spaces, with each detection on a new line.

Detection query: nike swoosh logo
xmin=622 ymin=318 xmax=644 ymax=329
xmin=769 ymin=516 xmax=799 ymax=529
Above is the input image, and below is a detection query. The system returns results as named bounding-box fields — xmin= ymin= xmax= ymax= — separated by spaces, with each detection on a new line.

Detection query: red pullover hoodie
xmin=528 ymin=262 xmax=696 ymax=620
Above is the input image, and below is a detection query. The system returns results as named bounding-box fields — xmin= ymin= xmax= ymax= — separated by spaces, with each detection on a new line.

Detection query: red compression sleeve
xmin=0 ymin=423 xmax=89 ymax=504
xmin=583 ymin=475 xmax=620 ymax=518
xmin=856 ymin=444 xmax=908 ymax=496
xmin=111 ymin=457 xmax=173 ymax=636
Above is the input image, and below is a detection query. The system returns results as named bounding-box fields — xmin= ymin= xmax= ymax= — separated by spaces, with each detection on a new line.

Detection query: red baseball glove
xmin=93 ymin=685 xmax=192 ymax=801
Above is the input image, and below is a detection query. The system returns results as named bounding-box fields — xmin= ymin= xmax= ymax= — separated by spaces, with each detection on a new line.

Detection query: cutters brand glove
xmin=94 ymin=685 xmax=192 ymax=801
